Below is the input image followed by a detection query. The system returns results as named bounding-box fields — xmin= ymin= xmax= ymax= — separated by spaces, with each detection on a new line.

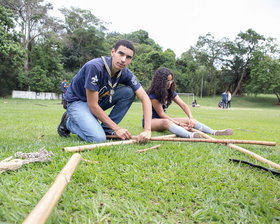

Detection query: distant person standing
xmin=61 ymin=78 xmax=68 ymax=104
xmin=227 ymin=90 xmax=232 ymax=109
xmin=221 ymin=91 xmax=227 ymax=109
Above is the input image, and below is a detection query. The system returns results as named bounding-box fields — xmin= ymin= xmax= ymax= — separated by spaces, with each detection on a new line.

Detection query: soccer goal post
xmin=177 ymin=93 xmax=195 ymax=104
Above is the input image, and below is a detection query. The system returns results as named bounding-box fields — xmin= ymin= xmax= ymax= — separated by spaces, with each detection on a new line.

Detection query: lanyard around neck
xmin=101 ymin=56 xmax=122 ymax=103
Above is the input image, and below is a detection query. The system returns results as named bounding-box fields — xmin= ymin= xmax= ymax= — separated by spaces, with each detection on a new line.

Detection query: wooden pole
xmin=136 ymin=144 xmax=162 ymax=153
xmin=106 ymin=134 xmax=275 ymax=146
xmin=106 ymin=134 xmax=176 ymax=140
xmin=149 ymin=137 xmax=276 ymax=146
xmin=227 ymin=143 xmax=280 ymax=170
xmin=23 ymin=153 xmax=82 ymax=224
xmin=190 ymin=128 xmax=280 ymax=171
xmin=62 ymin=139 xmax=137 ymax=152
xmin=63 ymin=134 xmax=176 ymax=153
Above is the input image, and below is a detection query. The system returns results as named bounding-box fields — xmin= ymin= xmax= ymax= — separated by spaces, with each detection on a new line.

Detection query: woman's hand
xmin=136 ymin=130 xmax=151 ymax=143
xmin=188 ymin=118 xmax=196 ymax=129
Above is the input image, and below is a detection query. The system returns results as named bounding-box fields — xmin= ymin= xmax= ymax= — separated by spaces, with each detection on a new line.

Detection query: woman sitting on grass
xmin=143 ymin=67 xmax=233 ymax=138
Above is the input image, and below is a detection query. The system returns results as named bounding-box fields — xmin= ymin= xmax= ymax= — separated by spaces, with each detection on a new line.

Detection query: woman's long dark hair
xmin=146 ymin=67 xmax=176 ymax=107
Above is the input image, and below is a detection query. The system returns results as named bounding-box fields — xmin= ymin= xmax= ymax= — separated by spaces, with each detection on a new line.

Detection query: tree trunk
xmin=200 ymin=73 xmax=204 ymax=98
xmin=21 ymin=21 xmax=28 ymax=73
xmin=274 ymin=92 xmax=280 ymax=104
xmin=233 ymin=47 xmax=253 ymax=97
xmin=232 ymin=59 xmax=249 ymax=96
xmin=22 ymin=3 xmax=31 ymax=73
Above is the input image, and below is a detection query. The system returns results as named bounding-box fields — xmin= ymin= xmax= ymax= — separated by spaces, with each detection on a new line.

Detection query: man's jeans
xmin=66 ymin=86 xmax=135 ymax=143
xmin=222 ymin=100 xmax=227 ymax=109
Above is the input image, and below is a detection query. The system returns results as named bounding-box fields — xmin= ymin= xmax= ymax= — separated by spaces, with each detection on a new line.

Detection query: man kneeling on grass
xmin=143 ymin=67 xmax=233 ymax=138
xmin=57 ymin=40 xmax=152 ymax=143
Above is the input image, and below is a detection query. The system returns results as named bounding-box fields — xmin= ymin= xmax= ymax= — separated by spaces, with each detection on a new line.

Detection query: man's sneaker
xmin=214 ymin=129 xmax=233 ymax=136
xmin=191 ymin=132 xmax=201 ymax=138
xmin=57 ymin=112 xmax=70 ymax=137
xmin=105 ymin=130 xmax=116 ymax=136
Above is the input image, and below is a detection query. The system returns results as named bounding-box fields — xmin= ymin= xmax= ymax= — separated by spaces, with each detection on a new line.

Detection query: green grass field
xmin=0 ymin=95 xmax=280 ymax=223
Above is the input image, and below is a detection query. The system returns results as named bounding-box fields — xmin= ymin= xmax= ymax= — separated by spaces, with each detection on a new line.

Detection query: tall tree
xmin=125 ymin=30 xmax=162 ymax=51
xmin=231 ymin=29 xmax=265 ymax=96
xmin=129 ymin=44 xmax=175 ymax=89
xmin=104 ymin=32 xmax=125 ymax=54
xmin=27 ymin=36 xmax=64 ymax=92
xmin=247 ymin=51 xmax=280 ymax=103
xmin=60 ymin=7 xmax=107 ymax=70
xmin=175 ymin=51 xmax=200 ymax=95
xmin=0 ymin=6 xmax=24 ymax=96
xmin=190 ymin=33 xmax=228 ymax=95
xmin=0 ymin=0 xmax=54 ymax=73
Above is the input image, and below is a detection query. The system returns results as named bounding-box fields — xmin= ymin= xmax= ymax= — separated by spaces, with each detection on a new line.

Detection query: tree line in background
xmin=1 ymin=0 xmax=280 ymax=103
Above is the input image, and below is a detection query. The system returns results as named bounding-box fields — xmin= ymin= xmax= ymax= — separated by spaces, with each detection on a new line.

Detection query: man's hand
xmin=115 ymin=128 xmax=132 ymax=140
xmin=136 ymin=130 xmax=151 ymax=143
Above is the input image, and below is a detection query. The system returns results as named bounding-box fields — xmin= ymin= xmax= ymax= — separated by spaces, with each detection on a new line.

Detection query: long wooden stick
xmin=23 ymin=153 xmax=82 ymax=224
xmin=149 ymin=137 xmax=276 ymax=146
xmin=63 ymin=133 xmax=275 ymax=154
xmin=63 ymin=134 xmax=176 ymax=153
xmin=106 ymin=134 xmax=176 ymax=139
xmin=106 ymin=134 xmax=275 ymax=146
xmin=191 ymin=128 xmax=280 ymax=171
xmin=136 ymin=144 xmax=162 ymax=153
xmin=63 ymin=139 xmax=137 ymax=152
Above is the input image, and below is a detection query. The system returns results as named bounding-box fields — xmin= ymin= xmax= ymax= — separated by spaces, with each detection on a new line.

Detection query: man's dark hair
xmin=114 ymin=40 xmax=135 ymax=55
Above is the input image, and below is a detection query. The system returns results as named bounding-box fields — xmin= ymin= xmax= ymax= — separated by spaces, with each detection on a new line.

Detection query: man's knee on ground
xmin=84 ymin=132 xmax=106 ymax=143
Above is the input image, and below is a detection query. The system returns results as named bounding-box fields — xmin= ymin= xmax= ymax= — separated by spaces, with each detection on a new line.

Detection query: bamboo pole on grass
xmin=63 ymin=139 xmax=137 ymax=152
xmin=23 ymin=153 xmax=82 ymax=224
xmin=63 ymin=134 xmax=176 ymax=153
xmin=149 ymin=137 xmax=276 ymax=146
xmin=190 ymin=128 xmax=280 ymax=171
xmin=106 ymin=134 xmax=275 ymax=146
xmin=106 ymin=134 xmax=176 ymax=140
xmin=62 ymin=134 xmax=275 ymax=153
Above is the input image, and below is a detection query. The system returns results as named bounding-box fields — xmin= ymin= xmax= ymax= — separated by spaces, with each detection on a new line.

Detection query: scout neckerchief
xmin=101 ymin=56 xmax=122 ymax=103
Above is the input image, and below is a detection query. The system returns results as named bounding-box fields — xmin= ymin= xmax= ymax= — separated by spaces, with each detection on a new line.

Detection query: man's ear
xmin=111 ymin=48 xmax=115 ymax=56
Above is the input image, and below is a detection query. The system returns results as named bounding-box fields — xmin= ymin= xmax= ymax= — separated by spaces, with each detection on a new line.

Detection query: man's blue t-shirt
xmin=61 ymin=81 xmax=67 ymax=93
xmin=222 ymin=92 xmax=227 ymax=101
xmin=64 ymin=56 xmax=141 ymax=103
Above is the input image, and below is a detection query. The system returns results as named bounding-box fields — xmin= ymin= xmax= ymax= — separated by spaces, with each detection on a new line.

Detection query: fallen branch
xmin=23 ymin=153 xmax=82 ymax=224
xmin=191 ymin=128 xmax=280 ymax=171
xmin=136 ymin=144 xmax=162 ymax=153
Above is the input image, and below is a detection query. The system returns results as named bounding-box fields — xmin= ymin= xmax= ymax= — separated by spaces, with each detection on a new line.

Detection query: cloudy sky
xmin=47 ymin=0 xmax=280 ymax=57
